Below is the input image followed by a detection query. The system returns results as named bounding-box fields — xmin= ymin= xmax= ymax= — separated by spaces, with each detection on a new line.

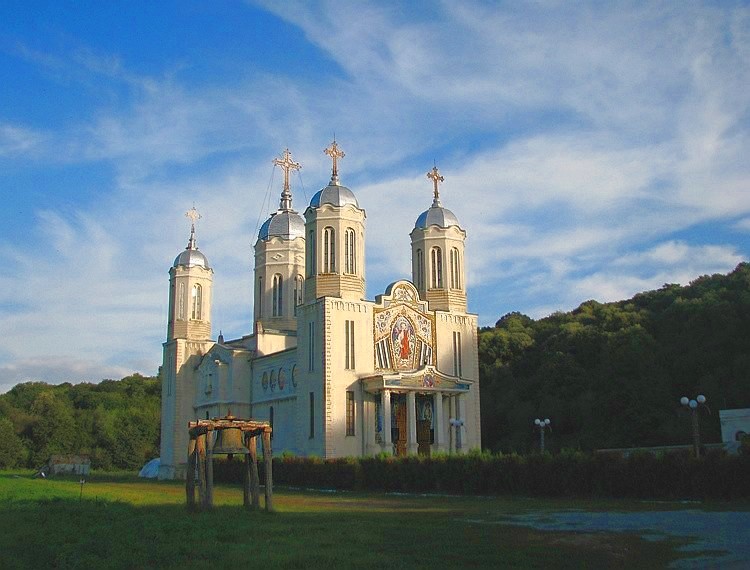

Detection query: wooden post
xmin=205 ymin=431 xmax=214 ymax=509
xmin=196 ymin=432 xmax=207 ymax=509
xmin=249 ymin=434 xmax=260 ymax=510
xmin=243 ymin=432 xmax=251 ymax=509
xmin=262 ymin=428 xmax=273 ymax=512
xmin=186 ymin=436 xmax=197 ymax=511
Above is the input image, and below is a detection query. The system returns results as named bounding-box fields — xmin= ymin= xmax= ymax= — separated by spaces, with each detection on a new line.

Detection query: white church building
xmin=159 ymin=142 xmax=480 ymax=480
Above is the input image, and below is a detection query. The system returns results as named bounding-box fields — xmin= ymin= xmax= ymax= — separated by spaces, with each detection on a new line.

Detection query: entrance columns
xmin=365 ymin=399 xmax=378 ymax=456
xmin=381 ymin=389 xmax=393 ymax=455
xmin=433 ymin=391 xmax=445 ymax=453
xmin=457 ymin=393 xmax=467 ymax=453
xmin=406 ymin=391 xmax=418 ymax=455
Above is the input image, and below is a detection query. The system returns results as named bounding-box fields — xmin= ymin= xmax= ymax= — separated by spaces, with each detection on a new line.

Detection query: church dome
xmin=415 ymin=165 xmax=461 ymax=230
xmin=174 ymin=207 xmax=210 ymax=269
xmin=415 ymin=205 xmax=461 ymax=230
xmin=259 ymin=209 xmax=305 ymax=241
xmin=310 ymin=183 xmax=359 ymax=209
xmin=173 ymin=247 xmax=209 ymax=269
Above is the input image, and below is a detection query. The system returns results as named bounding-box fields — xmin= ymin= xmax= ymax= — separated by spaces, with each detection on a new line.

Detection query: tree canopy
xmin=479 ymin=262 xmax=750 ymax=453
xmin=0 ymin=373 xmax=160 ymax=470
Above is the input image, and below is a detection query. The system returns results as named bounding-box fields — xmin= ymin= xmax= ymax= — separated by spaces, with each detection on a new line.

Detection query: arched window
xmin=323 ymin=227 xmax=336 ymax=273
xmin=344 ymin=228 xmax=356 ymax=274
xmin=430 ymin=247 xmax=443 ymax=289
xmin=307 ymin=230 xmax=316 ymax=277
xmin=191 ymin=284 xmax=202 ymax=320
xmin=450 ymin=247 xmax=461 ymax=289
xmin=177 ymin=283 xmax=186 ymax=320
xmin=257 ymin=276 xmax=263 ymax=317
xmin=415 ymin=249 xmax=424 ymax=290
xmin=294 ymin=274 xmax=304 ymax=313
xmin=272 ymin=274 xmax=283 ymax=316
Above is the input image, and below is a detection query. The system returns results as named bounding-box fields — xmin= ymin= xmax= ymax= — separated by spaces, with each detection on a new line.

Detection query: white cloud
xmin=1 ymin=1 xmax=749 ymax=387
xmin=0 ymin=123 xmax=47 ymax=156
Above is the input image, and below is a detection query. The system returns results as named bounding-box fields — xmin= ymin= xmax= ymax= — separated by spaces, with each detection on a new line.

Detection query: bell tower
xmin=160 ymin=207 xmax=214 ymax=480
xmin=254 ymin=149 xmax=306 ymax=332
xmin=410 ymin=166 xmax=467 ymax=313
xmin=304 ymin=140 xmax=366 ymax=302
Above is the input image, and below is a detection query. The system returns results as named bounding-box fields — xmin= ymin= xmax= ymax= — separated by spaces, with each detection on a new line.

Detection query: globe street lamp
xmin=534 ymin=418 xmax=551 ymax=453
xmin=680 ymin=395 xmax=709 ymax=457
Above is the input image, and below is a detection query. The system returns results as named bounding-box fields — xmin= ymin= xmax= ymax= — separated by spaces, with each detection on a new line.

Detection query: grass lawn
xmin=0 ymin=471 xmax=705 ymax=568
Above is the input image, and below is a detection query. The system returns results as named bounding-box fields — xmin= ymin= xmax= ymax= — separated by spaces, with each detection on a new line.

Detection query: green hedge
xmin=210 ymin=449 xmax=750 ymax=500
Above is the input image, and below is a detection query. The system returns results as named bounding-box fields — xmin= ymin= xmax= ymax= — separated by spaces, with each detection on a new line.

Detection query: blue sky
xmin=1 ymin=1 xmax=749 ymax=393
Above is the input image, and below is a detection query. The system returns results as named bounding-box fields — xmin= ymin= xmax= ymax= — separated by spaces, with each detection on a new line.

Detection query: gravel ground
xmin=500 ymin=509 xmax=750 ymax=567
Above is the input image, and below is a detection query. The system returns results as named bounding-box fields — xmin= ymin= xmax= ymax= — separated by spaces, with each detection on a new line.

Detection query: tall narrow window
xmin=272 ymin=274 xmax=283 ymax=316
xmin=453 ymin=331 xmax=463 ymax=377
xmin=308 ymin=321 xmax=315 ymax=371
xmin=191 ymin=284 xmax=202 ymax=320
xmin=415 ymin=249 xmax=424 ymax=290
xmin=344 ymin=228 xmax=356 ymax=274
xmin=323 ymin=227 xmax=336 ymax=272
xmin=345 ymin=320 xmax=355 ymax=369
xmin=346 ymin=391 xmax=355 ymax=436
xmin=309 ymin=392 xmax=315 ymax=439
xmin=294 ymin=275 xmax=304 ymax=307
xmin=430 ymin=247 xmax=443 ymax=289
xmin=257 ymin=276 xmax=263 ymax=317
xmin=269 ymin=406 xmax=274 ymax=439
xmin=308 ymin=230 xmax=316 ymax=277
xmin=177 ymin=283 xmax=186 ymax=320
xmin=450 ymin=248 xmax=461 ymax=289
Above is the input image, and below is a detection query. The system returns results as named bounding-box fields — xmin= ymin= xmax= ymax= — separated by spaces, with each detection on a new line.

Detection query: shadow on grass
xmin=0 ymin=489 xmax=691 ymax=570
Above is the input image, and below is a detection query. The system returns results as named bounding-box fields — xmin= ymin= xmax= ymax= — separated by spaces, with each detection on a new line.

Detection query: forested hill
xmin=479 ymin=262 xmax=750 ymax=453
xmin=0 ymin=374 xmax=160 ymax=469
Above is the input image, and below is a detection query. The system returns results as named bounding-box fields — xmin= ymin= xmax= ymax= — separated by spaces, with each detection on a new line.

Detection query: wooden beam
xmin=196 ymin=433 xmax=207 ymax=509
xmin=262 ymin=429 xmax=273 ymax=512
xmin=249 ymin=434 xmax=260 ymax=510
xmin=186 ymin=437 xmax=196 ymax=511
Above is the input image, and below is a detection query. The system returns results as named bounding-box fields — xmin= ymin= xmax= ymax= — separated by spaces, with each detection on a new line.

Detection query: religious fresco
xmin=391 ymin=316 xmax=415 ymax=366
xmin=373 ymin=282 xmax=435 ymax=371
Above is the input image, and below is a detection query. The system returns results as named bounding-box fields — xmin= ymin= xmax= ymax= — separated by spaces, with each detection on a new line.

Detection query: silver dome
xmin=173 ymin=248 xmax=210 ymax=269
xmin=258 ymin=209 xmax=305 ymax=241
xmin=415 ymin=205 xmax=461 ymax=229
xmin=310 ymin=183 xmax=359 ymax=209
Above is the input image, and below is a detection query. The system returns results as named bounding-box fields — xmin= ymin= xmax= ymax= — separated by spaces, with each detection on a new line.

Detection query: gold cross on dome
xmin=324 ymin=140 xmax=345 ymax=183
xmin=273 ymin=148 xmax=302 ymax=193
xmin=185 ymin=206 xmax=201 ymax=228
xmin=427 ymin=166 xmax=444 ymax=203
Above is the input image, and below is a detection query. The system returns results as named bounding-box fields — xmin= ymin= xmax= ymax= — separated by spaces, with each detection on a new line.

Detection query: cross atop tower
xmin=273 ymin=149 xmax=301 ymax=210
xmin=185 ymin=206 xmax=201 ymax=249
xmin=427 ymin=166 xmax=444 ymax=206
xmin=324 ymin=140 xmax=345 ymax=185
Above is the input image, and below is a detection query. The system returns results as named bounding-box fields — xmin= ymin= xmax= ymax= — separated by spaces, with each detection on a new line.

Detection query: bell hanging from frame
xmin=212 ymin=426 xmax=249 ymax=458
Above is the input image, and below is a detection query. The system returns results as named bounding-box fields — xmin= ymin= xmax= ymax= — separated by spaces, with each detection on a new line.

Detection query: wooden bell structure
xmin=212 ymin=425 xmax=249 ymax=458
xmin=186 ymin=412 xmax=273 ymax=513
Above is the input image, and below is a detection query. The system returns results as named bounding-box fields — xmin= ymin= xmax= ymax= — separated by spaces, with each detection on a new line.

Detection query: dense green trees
xmin=480 ymin=262 xmax=750 ymax=453
xmin=0 ymin=374 xmax=160 ymax=470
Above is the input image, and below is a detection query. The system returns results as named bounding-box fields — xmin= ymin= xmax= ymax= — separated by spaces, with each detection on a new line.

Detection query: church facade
xmin=159 ymin=143 xmax=480 ymax=480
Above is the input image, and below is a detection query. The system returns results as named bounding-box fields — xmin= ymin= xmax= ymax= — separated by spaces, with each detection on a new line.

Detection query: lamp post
xmin=680 ymin=395 xmax=709 ymax=457
xmin=534 ymin=418 xmax=551 ymax=453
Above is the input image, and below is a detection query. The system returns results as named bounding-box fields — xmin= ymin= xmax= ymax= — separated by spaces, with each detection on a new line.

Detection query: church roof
xmin=310 ymin=183 xmax=359 ymax=209
xmin=258 ymin=209 xmax=305 ymax=240
xmin=173 ymin=247 xmax=210 ymax=269
xmin=174 ymin=207 xmax=210 ymax=269
xmin=414 ymin=204 xmax=461 ymax=229
xmin=260 ymin=149 xmax=306 ymax=241
xmin=309 ymin=140 xmax=359 ymax=209
xmin=414 ymin=166 xmax=461 ymax=229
